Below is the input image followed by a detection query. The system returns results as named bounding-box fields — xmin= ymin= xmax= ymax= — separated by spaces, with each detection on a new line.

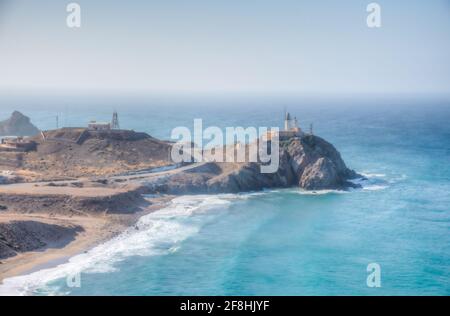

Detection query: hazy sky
xmin=0 ymin=0 xmax=450 ymax=96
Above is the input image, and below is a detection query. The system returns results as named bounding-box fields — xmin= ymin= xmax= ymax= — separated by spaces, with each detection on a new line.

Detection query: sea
xmin=0 ymin=94 xmax=449 ymax=295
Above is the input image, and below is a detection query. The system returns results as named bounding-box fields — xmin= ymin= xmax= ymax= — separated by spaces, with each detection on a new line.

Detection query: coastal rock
xmin=144 ymin=134 xmax=361 ymax=194
xmin=299 ymin=157 xmax=339 ymax=189
xmin=285 ymin=136 xmax=360 ymax=190
xmin=0 ymin=111 xmax=40 ymax=137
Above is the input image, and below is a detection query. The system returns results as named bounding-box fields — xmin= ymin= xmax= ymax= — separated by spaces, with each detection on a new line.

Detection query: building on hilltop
xmin=264 ymin=111 xmax=303 ymax=141
xmin=88 ymin=111 xmax=120 ymax=131
xmin=283 ymin=112 xmax=301 ymax=134
xmin=88 ymin=121 xmax=111 ymax=131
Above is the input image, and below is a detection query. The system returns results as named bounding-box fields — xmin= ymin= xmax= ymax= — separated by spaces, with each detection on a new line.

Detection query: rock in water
xmin=0 ymin=111 xmax=40 ymax=137
xmin=285 ymin=135 xmax=360 ymax=190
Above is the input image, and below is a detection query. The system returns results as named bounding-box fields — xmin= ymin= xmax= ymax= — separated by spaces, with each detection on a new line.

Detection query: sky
xmin=0 ymin=0 xmax=450 ymax=96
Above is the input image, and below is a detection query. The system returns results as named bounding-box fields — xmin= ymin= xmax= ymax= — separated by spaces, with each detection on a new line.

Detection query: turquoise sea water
xmin=0 ymin=96 xmax=449 ymax=295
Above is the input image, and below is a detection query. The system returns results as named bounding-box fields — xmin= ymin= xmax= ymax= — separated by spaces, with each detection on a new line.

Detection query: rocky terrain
xmin=0 ymin=111 xmax=40 ymax=137
xmin=0 ymin=184 xmax=166 ymax=267
xmin=0 ymin=221 xmax=83 ymax=260
xmin=0 ymin=183 xmax=150 ymax=216
xmin=285 ymin=135 xmax=360 ymax=190
xmin=12 ymin=128 xmax=173 ymax=180
xmin=143 ymin=135 xmax=361 ymax=194
xmin=1 ymin=114 xmax=360 ymax=191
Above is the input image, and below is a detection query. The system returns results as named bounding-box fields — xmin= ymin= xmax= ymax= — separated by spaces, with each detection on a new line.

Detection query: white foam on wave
xmin=296 ymin=189 xmax=348 ymax=195
xmin=0 ymin=171 xmax=402 ymax=295
xmin=0 ymin=194 xmax=238 ymax=296
xmin=360 ymin=172 xmax=387 ymax=178
xmin=362 ymin=184 xmax=389 ymax=191
xmin=388 ymin=174 xmax=408 ymax=184
xmin=349 ymin=171 xmax=400 ymax=192
xmin=361 ymin=172 xmax=407 ymax=184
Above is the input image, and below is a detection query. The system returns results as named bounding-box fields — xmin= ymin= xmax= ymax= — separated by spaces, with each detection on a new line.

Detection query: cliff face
xmin=0 ymin=111 xmax=40 ymax=137
xmin=144 ymin=135 xmax=361 ymax=194
xmin=285 ymin=135 xmax=360 ymax=190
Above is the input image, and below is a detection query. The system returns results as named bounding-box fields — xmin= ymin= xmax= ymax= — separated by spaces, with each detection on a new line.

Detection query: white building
xmin=264 ymin=111 xmax=303 ymax=141
xmin=88 ymin=121 xmax=111 ymax=131
xmin=284 ymin=112 xmax=301 ymax=133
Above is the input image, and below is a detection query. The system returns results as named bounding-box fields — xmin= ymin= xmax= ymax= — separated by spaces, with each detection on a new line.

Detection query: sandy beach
xmin=0 ymin=196 xmax=173 ymax=284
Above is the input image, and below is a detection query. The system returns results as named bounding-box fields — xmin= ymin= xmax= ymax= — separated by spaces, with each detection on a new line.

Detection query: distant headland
xmin=0 ymin=111 xmax=40 ymax=137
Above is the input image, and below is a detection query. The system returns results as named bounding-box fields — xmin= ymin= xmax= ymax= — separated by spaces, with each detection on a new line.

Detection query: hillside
xmin=20 ymin=128 xmax=173 ymax=179
xmin=0 ymin=220 xmax=83 ymax=260
xmin=0 ymin=111 xmax=40 ymax=137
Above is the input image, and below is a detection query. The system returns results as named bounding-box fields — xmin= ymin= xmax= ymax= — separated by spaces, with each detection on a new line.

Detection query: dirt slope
xmin=18 ymin=128 xmax=173 ymax=179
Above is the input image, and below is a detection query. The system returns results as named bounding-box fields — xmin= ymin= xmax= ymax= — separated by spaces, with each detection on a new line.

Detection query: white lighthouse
xmin=284 ymin=111 xmax=301 ymax=133
xmin=265 ymin=111 xmax=303 ymax=141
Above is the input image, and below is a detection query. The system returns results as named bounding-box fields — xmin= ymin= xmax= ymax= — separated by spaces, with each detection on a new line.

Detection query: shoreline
xmin=0 ymin=196 xmax=173 ymax=286
xmin=0 ymin=131 xmax=362 ymax=292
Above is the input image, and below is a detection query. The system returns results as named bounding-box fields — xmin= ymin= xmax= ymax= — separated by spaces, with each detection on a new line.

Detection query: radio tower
xmin=111 ymin=110 xmax=120 ymax=129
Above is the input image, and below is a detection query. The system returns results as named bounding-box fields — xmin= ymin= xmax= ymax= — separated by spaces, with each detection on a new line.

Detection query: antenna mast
xmin=112 ymin=110 xmax=120 ymax=129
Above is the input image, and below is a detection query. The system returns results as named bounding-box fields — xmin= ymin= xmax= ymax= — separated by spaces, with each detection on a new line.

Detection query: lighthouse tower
xmin=284 ymin=112 xmax=293 ymax=130
xmin=284 ymin=111 xmax=300 ymax=132
xmin=264 ymin=110 xmax=302 ymax=141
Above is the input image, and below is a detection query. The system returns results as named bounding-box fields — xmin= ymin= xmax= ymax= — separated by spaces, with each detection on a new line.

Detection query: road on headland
xmin=0 ymin=163 xmax=207 ymax=197
xmin=109 ymin=162 xmax=207 ymax=182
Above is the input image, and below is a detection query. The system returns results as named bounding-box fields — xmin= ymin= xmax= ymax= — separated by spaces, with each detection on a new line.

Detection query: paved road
xmin=0 ymin=163 xmax=207 ymax=197
xmin=109 ymin=162 xmax=207 ymax=182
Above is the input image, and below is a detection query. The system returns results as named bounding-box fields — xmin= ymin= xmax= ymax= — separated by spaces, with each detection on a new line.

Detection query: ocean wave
xmin=349 ymin=171 xmax=399 ymax=192
xmin=296 ymin=189 xmax=348 ymax=195
xmin=361 ymin=171 xmax=407 ymax=184
xmin=0 ymin=195 xmax=236 ymax=296
xmin=361 ymin=184 xmax=389 ymax=191
xmin=360 ymin=172 xmax=387 ymax=178
xmin=0 ymin=172 xmax=403 ymax=295
xmin=388 ymin=174 xmax=408 ymax=184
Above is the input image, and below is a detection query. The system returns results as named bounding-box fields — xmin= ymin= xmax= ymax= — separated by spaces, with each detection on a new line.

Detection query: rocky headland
xmin=0 ymin=113 xmax=362 ymax=279
xmin=0 ymin=111 xmax=40 ymax=137
xmin=143 ymin=135 xmax=361 ymax=194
